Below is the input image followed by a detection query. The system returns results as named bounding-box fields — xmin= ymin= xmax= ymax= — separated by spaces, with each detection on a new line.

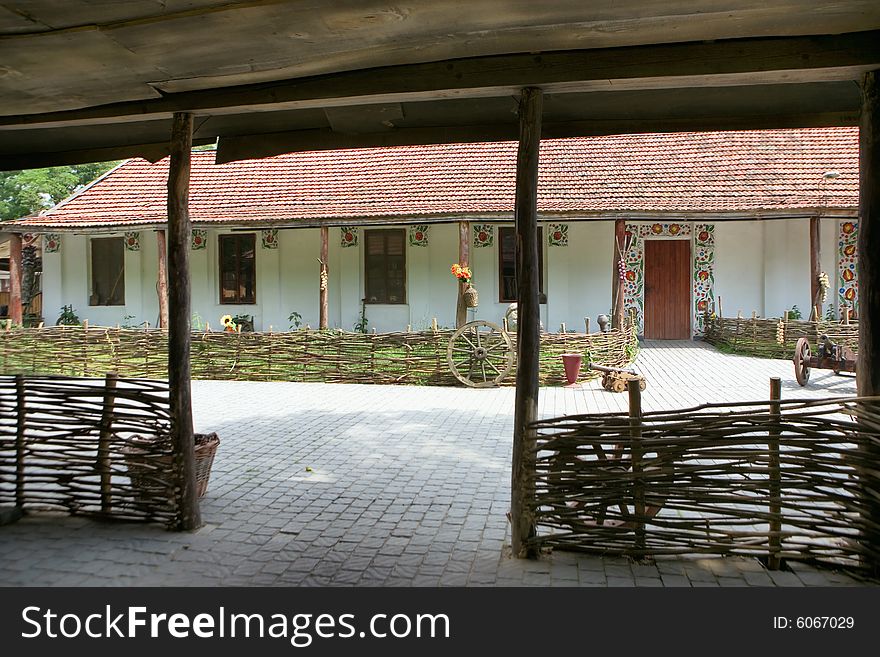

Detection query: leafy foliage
xmin=354 ymin=299 xmax=369 ymax=334
xmin=1 ymin=162 xmax=119 ymax=221
xmin=55 ymin=305 xmax=80 ymax=326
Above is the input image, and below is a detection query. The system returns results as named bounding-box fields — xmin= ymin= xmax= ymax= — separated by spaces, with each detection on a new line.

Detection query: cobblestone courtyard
xmin=0 ymin=341 xmax=870 ymax=586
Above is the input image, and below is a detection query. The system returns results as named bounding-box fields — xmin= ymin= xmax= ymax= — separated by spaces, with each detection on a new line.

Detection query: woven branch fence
xmin=529 ymin=392 xmax=880 ymax=570
xmin=0 ymin=325 xmax=637 ymax=386
xmin=704 ymin=315 xmax=859 ymax=359
xmin=0 ymin=374 xmax=180 ymax=526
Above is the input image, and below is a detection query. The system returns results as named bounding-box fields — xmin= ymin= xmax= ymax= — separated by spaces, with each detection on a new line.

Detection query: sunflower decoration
xmin=221 ymin=314 xmax=238 ymax=332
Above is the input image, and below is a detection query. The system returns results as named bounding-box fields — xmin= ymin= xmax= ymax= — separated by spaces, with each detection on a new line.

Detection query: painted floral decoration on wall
xmin=191 ymin=229 xmax=207 ymax=250
xmin=124 ymin=231 xmax=141 ymax=251
xmin=693 ymin=224 xmax=716 ymax=335
xmin=340 ymin=227 xmax=359 ymax=248
xmin=547 ymin=223 xmax=568 ymax=247
xmin=473 ymin=224 xmax=494 ymax=248
xmin=261 ymin=229 xmax=279 ymax=249
xmin=43 ymin=233 xmax=61 ymax=253
xmin=838 ymin=220 xmax=858 ymax=315
xmin=409 ymin=225 xmax=429 ymax=247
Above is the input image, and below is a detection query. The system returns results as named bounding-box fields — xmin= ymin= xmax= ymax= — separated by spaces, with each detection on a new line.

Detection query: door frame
xmin=642 ymin=236 xmax=692 ymax=339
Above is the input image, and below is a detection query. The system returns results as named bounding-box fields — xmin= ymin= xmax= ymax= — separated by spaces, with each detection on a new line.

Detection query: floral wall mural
xmin=409 ymin=224 xmax=429 ymax=247
xmin=692 ymin=224 xmax=716 ymax=335
xmin=472 ymin=224 xmax=494 ymax=248
xmin=340 ymin=227 xmax=359 ymax=248
xmin=123 ymin=231 xmax=140 ymax=251
xmin=547 ymin=223 xmax=568 ymax=247
xmin=838 ymin=220 xmax=858 ymax=317
xmin=261 ymin=229 xmax=279 ymax=249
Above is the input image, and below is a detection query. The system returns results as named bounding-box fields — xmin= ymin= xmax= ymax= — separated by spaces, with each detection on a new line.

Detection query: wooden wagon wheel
xmin=793 ymin=337 xmax=811 ymax=386
xmin=447 ymin=320 xmax=515 ymax=387
xmin=553 ymin=441 xmax=668 ymax=530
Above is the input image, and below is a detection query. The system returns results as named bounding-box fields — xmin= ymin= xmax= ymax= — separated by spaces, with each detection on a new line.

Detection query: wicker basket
xmin=123 ymin=432 xmax=220 ymax=501
xmin=463 ymin=285 xmax=479 ymax=308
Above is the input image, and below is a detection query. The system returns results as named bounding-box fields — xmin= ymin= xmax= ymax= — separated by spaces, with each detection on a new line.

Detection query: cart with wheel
xmin=792 ymin=334 xmax=857 ymax=386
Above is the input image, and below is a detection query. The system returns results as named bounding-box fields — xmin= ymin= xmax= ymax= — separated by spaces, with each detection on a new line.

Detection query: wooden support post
xmin=809 ymin=216 xmax=822 ymax=319
xmin=156 ymin=229 xmax=170 ymax=329
xmin=167 ymin=112 xmax=201 ymax=531
xmin=9 ymin=233 xmax=23 ymax=326
xmin=15 ymin=374 xmax=25 ymax=508
xmin=511 ymin=87 xmax=542 ymax=559
xmin=319 ymin=226 xmax=329 ymax=330
xmin=455 ymin=221 xmax=470 ymax=328
xmin=858 ymin=69 xmax=880 ymax=574
xmin=98 ymin=372 xmax=118 ymax=515
xmin=612 ymin=218 xmax=626 ymax=329
xmin=768 ymin=376 xmax=782 ymax=570
xmin=628 ymin=378 xmax=646 ymax=557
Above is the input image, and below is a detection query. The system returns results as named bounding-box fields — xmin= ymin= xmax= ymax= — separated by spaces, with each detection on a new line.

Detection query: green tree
xmin=0 ymin=161 xmax=119 ymax=221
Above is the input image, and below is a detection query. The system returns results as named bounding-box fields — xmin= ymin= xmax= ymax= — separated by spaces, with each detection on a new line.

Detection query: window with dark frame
xmin=89 ymin=237 xmax=125 ymax=306
xmin=498 ymin=226 xmax=545 ymax=303
xmin=365 ymin=229 xmax=406 ymax=304
xmin=219 ymin=233 xmax=256 ymax=304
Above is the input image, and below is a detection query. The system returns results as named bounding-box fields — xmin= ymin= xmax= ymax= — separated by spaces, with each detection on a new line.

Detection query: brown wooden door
xmin=644 ymin=240 xmax=691 ymax=339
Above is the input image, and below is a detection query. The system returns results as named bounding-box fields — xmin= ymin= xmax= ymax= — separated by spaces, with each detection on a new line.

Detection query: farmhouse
xmin=4 ymin=126 xmax=858 ymax=336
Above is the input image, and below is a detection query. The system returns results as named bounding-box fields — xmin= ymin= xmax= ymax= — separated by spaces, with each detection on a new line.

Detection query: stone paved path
xmin=0 ymin=340 xmax=871 ymax=586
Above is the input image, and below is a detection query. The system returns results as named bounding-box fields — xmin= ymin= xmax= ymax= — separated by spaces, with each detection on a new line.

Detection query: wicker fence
xmin=529 ymin=393 xmax=880 ymax=569
xmin=704 ymin=315 xmax=859 ymax=359
xmin=0 ymin=374 xmax=180 ymax=525
xmin=0 ymin=325 xmax=637 ymax=386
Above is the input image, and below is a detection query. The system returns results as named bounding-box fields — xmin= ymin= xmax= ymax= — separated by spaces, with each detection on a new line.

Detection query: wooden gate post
xmin=15 ymin=374 xmax=26 ymax=508
xmin=628 ymin=378 xmax=646 ymax=556
xmin=98 ymin=372 xmax=118 ymax=515
xmin=167 ymin=112 xmax=201 ymax=531
xmin=767 ymin=377 xmax=782 ymax=570
xmin=858 ymin=69 xmax=880 ymax=573
xmin=511 ymin=87 xmax=543 ymax=558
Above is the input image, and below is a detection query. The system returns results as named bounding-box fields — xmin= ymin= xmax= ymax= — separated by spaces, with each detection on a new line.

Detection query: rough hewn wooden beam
xmin=156 ymin=229 xmax=169 ymax=330
xmin=456 ymin=221 xmax=470 ymax=329
xmin=858 ymin=69 xmax=880 ymax=576
xmin=809 ymin=216 xmax=822 ymax=318
xmin=859 ymin=72 xmax=880 ymax=396
xmin=215 ymin=111 xmax=859 ymax=164
xmin=2 ymin=31 xmax=878 ymax=131
xmin=511 ymin=87 xmax=543 ymax=559
xmin=613 ymin=218 xmax=627 ymax=330
xmin=319 ymin=226 xmax=329 ymax=330
xmin=167 ymin=111 xmax=200 ymax=531
xmin=8 ymin=233 xmax=22 ymax=326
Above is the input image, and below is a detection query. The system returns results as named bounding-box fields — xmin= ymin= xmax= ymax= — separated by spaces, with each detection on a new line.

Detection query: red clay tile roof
xmin=13 ymin=127 xmax=858 ymax=229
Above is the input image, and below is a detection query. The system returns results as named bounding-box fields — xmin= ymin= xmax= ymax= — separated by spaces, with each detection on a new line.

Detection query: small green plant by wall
xmin=354 ymin=299 xmax=369 ymax=334
xmin=56 ymin=304 xmax=80 ymax=326
xmin=288 ymin=311 xmax=303 ymax=330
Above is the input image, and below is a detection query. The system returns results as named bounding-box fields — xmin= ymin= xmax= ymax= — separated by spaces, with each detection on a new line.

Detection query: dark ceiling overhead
xmin=1 ymin=1 xmax=878 ymax=169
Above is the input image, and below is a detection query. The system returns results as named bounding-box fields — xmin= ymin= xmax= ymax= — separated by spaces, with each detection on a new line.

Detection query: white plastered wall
xmin=38 ymin=216 xmax=846 ymax=332
xmin=714 ymin=217 xmax=841 ymax=320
